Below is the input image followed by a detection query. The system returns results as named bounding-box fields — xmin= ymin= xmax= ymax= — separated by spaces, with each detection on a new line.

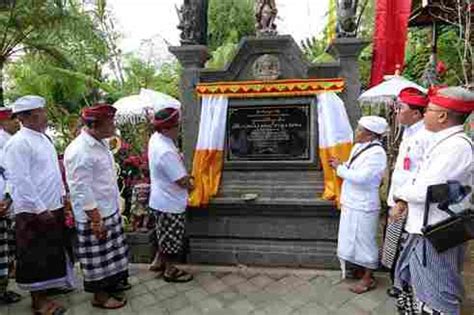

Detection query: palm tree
xmin=0 ymin=0 xmax=100 ymax=106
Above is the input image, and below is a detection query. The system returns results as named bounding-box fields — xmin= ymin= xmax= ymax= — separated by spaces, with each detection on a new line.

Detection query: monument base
xmin=186 ymin=170 xmax=340 ymax=268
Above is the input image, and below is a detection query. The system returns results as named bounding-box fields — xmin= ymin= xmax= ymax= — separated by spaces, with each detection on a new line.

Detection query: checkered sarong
xmin=0 ymin=218 xmax=15 ymax=278
xmin=381 ymin=216 xmax=406 ymax=269
xmin=76 ymin=211 xmax=129 ymax=292
xmin=155 ymin=211 xmax=185 ymax=255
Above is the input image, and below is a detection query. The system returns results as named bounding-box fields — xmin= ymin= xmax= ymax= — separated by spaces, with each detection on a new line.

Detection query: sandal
xmin=33 ymin=300 xmax=66 ymax=315
xmin=0 ymin=290 xmax=21 ymax=304
xmin=350 ymin=278 xmax=377 ymax=294
xmin=91 ymin=296 xmax=127 ymax=310
xmin=163 ymin=267 xmax=193 ymax=283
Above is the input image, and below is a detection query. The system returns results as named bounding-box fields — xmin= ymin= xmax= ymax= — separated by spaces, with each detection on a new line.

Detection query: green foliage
xmin=205 ymin=42 xmax=238 ymax=69
xmin=207 ymin=0 xmax=255 ymax=51
xmin=106 ymin=56 xmax=181 ymax=103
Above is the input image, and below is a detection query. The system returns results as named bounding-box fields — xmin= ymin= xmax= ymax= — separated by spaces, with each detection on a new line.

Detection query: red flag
xmin=369 ymin=0 xmax=412 ymax=87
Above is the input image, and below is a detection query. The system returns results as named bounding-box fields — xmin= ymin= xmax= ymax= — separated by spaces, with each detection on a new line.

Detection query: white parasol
xmin=113 ymin=89 xmax=181 ymax=124
xmin=358 ymin=75 xmax=427 ymax=101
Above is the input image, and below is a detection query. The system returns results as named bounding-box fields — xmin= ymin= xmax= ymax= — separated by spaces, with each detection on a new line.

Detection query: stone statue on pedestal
xmin=255 ymin=0 xmax=278 ymax=37
xmin=176 ymin=0 xmax=207 ymax=45
xmin=336 ymin=0 xmax=359 ymax=37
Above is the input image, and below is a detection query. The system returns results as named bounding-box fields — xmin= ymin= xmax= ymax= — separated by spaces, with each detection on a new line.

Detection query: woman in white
xmin=329 ymin=116 xmax=388 ymax=294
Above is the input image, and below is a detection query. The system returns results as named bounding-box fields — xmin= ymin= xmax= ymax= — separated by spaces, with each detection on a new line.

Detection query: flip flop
xmin=349 ymin=278 xmax=377 ymax=294
xmin=0 ymin=290 xmax=21 ymax=304
xmin=163 ymin=268 xmax=193 ymax=283
xmin=33 ymin=300 xmax=66 ymax=315
xmin=91 ymin=296 xmax=127 ymax=310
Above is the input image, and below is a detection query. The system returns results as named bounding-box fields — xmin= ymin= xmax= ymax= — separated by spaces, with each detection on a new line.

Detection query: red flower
xmin=436 ymin=61 xmax=447 ymax=75
xmin=124 ymin=156 xmax=141 ymax=168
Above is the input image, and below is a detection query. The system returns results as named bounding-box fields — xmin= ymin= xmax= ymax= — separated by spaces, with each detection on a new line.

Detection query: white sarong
xmin=337 ymin=206 xmax=380 ymax=270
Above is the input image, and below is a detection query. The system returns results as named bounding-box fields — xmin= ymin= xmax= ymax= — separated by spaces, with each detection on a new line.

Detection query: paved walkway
xmin=2 ymin=264 xmax=397 ymax=315
xmin=1 ymin=260 xmax=472 ymax=315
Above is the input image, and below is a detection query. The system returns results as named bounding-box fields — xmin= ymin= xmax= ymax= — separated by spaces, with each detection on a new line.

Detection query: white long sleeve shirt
xmin=337 ymin=140 xmax=387 ymax=211
xmin=148 ymin=132 xmax=188 ymax=213
xmin=0 ymin=130 xmax=12 ymax=201
xmin=397 ymin=125 xmax=473 ymax=235
xmin=3 ymin=127 xmax=64 ymax=214
xmin=387 ymin=121 xmax=433 ymax=207
xmin=64 ymin=130 xmax=120 ymax=223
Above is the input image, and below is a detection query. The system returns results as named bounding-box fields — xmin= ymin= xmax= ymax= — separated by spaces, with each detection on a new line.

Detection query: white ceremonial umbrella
xmin=139 ymin=88 xmax=181 ymax=112
xmin=113 ymin=89 xmax=181 ymax=124
xmin=358 ymin=75 xmax=427 ymax=102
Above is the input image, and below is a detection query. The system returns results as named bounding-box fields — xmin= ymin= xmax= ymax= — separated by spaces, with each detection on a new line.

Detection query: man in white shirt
xmin=148 ymin=107 xmax=194 ymax=283
xmin=393 ymin=86 xmax=473 ymax=315
xmin=329 ymin=116 xmax=387 ymax=294
xmin=64 ymin=104 xmax=129 ymax=310
xmin=381 ymin=87 xmax=431 ymax=303
xmin=0 ymin=107 xmax=20 ymax=304
xmin=4 ymin=95 xmax=73 ymax=314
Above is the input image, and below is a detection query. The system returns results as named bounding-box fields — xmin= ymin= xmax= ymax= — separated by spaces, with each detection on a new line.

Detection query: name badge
xmin=403 ymin=157 xmax=411 ymax=170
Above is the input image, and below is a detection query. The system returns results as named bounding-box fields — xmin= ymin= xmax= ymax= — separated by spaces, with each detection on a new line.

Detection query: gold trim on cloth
xmin=196 ymin=78 xmax=345 ymax=98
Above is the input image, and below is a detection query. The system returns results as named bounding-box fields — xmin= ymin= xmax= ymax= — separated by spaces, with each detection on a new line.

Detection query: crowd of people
xmin=0 ymin=85 xmax=470 ymax=314
xmin=331 ymin=86 xmax=473 ymax=315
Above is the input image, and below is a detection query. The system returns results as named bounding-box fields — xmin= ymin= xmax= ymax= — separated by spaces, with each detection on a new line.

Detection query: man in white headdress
xmin=4 ymin=96 xmax=74 ymax=314
xmin=329 ymin=116 xmax=388 ymax=294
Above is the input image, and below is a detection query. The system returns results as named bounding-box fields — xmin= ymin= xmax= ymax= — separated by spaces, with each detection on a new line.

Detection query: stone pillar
xmin=328 ymin=38 xmax=369 ymax=128
xmin=169 ymin=45 xmax=208 ymax=168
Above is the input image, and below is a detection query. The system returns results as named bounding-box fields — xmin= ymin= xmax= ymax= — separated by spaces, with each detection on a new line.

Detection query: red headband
xmin=0 ymin=108 xmax=12 ymax=121
xmin=428 ymin=86 xmax=474 ymax=113
xmin=398 ymin=87 xmax=428 ymax=107
xmin=81 ymin=104 xmax=117 ymax=121
xmin=153 ymin=108 xmax=180 ymax=131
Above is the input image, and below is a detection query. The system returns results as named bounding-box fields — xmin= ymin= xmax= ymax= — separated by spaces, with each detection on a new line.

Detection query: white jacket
xmin=387 ymin=121 xmax=433 ymax=206
xmin=337 ymin=140 xmax=387 ymax=211
xmin=397 ymin=125 xmax=473 ymax=234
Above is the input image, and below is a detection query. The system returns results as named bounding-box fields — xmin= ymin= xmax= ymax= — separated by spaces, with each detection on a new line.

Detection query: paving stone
xmin=213 ymin=289 xmax=241 ymax=307
xmin=161 ymin=294 xmax=190 ymax=313
xmin=261 ymin=299 xmax=294 ymax=315
xmin=234 ymin=281 xmax=259 ymax=295
xmin=137 ymin=305 xmax=168 ymax=315
xmin=228 ymin=299 xmax=255 ymax=315
xmin=153 ymin=283 xmax=179 ymax=301
xmin=201 ymin=279 xmax=229 ymax=294
xmin=130 ymin=292 xmax=158 ymax=311
xmin=196 ymin=297 xmax=224 ymax=313
xmin=221 ymin=274 xmax=247 ymax=287
xmin=264 ymin=280 xmax=290 ymax=295
xmin=249 ymin=275 xmax=275 ymax=289
xmin=184 ymin=287 xmax=210 ymax=303
xmin=295 ymin=302 xmax=329 ymax=315
xmin=127 ymin=283 xmax=150 ymax=298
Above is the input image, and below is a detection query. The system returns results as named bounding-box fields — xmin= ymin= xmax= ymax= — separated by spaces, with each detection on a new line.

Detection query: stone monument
xmin=170 ymin=0 xmax=368 ymax=268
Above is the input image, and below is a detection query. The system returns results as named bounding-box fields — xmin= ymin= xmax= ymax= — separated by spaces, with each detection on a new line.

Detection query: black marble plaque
xmin=226 ymin=104 xmax=311 ymax=161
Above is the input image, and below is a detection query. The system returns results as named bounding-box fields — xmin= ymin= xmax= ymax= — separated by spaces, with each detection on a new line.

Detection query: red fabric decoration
xmin=369 ymin=0 xmax=412 ymax=87
xmin=153 ymin=108 xmax=180 ymax=131
xmin=81 ymin=104 xmax=117 ymax=121
xmin=0 ymin=108 xmax=12 ymax=120
xmin=398 ymin=87 xmax=429 ymax=107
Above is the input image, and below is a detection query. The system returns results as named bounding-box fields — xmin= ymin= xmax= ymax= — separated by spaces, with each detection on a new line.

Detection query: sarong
xmin=75 ymin=211 xmax=129 ymax=293
xmin=337 ymin=206 xmax=380 ymax=270
xmin=0 ymin=218 xmax=14 ymax=279
xmin=381 ymin=214 xmax=406 ymax=270
xmin=15 ymin=209 xmax=74 ymax=291
xmin=155 ymin=211 xmax=186 ymax=256
xmin=394 ymin=234 xmax=465 ymax=315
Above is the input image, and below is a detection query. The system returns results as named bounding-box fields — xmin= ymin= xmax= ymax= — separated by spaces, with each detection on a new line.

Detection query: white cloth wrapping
xmin=148 ymin=132 xmax=188 ymax=214
xmin=397 ymin=125 xmax=473 ymax=234
xmin=336 ymin=140 xmax=387 ymax=269
xmin=64 ymin=130 xmax=120 ymax=223
xmin=387 ymin=121 xmax=433 ymax=206
xmin=338 ymin=206 xmax=381 ymax=269
xmin=4 ymin=127 xmax=64 ymax=214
